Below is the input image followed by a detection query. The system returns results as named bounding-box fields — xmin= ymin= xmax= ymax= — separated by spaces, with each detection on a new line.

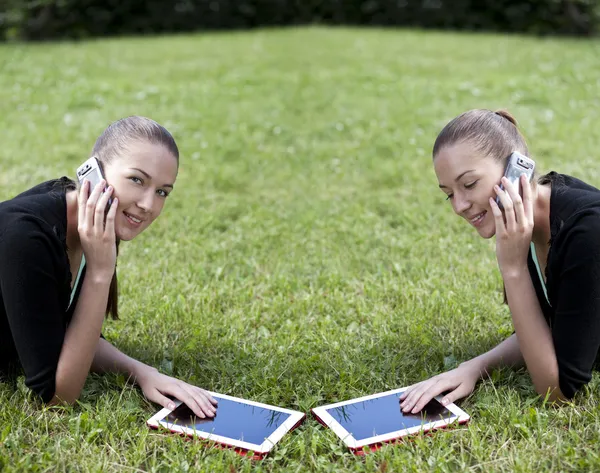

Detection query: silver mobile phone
xmin=496 ymin=151 xmax=535 ymax=210
xmin=76 ymin=156 xmax=112 ymax=206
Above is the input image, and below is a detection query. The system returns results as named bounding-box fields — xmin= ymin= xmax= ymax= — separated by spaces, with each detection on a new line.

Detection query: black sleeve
xmin=551 ymin=219 xmax=600 ymax=398
xmin=0 ymin=219 xmax=67 ymax=403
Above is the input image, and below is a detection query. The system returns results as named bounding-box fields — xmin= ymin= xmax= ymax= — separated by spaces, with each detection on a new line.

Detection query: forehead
xmin=434 ymin=141 xmax=492 ymax=182
xmin=111 ymin=141 xmax=178 ymax=182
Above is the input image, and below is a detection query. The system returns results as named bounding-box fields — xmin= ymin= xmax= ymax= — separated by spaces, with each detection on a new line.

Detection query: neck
xmin=65 ymin=190 xmax=81 ymax=252
xmin=531 ymin=182 xmax=552 ymax=248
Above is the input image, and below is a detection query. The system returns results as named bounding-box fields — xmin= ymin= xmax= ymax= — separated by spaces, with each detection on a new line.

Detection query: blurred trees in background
xmin=1 ymin=0 xmax=599 ymax=40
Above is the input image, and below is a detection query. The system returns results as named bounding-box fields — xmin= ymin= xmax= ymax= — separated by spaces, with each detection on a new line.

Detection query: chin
xmin=115 ymin=227 xmax=138 ymax=242
xmin=477 ymin=225 xmax=496 ymax=239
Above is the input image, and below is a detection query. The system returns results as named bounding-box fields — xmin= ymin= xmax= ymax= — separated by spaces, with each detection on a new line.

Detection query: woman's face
xmin=433 ymin=141 xmax=504 ymax=239
xmin=103 ymin=141 xmax=178 ymax=241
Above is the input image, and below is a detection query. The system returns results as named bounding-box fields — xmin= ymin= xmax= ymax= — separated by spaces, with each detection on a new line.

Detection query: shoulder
xmin=551 ymin=210 xmax=600 ymax=267
xmin=547 ymin=172 xmax=600 ymax=212
xmin=0 ymin=179 xmax=70 ymax=257
xmin=547 ymin=172 xmax=600 ymax=246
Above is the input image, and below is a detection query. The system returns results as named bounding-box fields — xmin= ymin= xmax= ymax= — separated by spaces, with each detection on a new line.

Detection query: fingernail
xmin=168 ymin=403 xmax=176 ymax=410
xmin=441 ymin=398 xmax=448 ymax=405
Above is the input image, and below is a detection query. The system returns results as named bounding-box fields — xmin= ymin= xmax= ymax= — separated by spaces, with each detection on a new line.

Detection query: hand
xmin=490 ymin=174 xmax=534 ymax=278
xmin=399 ymin=363 xmax=480 ymax=413
xmin=136 ymin=367 xmax=218 ymax=419
xmin=78 ymin=179 xmax=118 ymax=280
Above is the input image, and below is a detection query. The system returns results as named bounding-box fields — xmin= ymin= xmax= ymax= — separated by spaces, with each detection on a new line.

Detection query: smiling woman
xmin=400 ymin=109 xmax=600 ymax=414
xmin=0 ymin=117 xmax=218 ymax=419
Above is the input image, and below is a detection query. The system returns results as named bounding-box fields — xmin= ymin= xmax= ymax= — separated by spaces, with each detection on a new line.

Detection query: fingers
xmin=78 ymin=179 xmax=90 ymax=227
xmin=104 ymin=197 xmax=118 ymax=238
xmin=520 ymin=173 xmax=534 ymax=223
xmin=400 ymin=379 xmax=437 ymax=413
xmin=83 ymin=180 xmax=107 ymax=232
xmin=399 ymin=384 xmax=416 ymax=401
xmin=194 ymin=386 xmax=218 ymax=406
xmin=502 ymin=176 xmax=527 ymax=228
xmin=489 ymin=197 xmax=506 ymax=235
xmin=164 ymin=384 xmax=217 ymax=419
xmin=94 ymin=185 xmax=114 ymax=235
xmin=494 ymin=182 xmax=515 ymax=232
xmin=440 ymin=383 xmax=471 ymax=407
xmin=402 ymin=378 xmax=456 ymax=414
xmin=152 ymin=391 xmax=180 ymax=412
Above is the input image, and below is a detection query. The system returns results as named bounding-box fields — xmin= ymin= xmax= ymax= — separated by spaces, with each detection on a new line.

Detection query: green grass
xmin=1 ymin=26 xmax=600 ymax=472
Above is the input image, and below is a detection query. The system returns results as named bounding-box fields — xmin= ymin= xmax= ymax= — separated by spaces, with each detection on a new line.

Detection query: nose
xmin=137 ymin=189 xmax=155 ymax=215
xmin=452 ymin=192 xmax=471 ymax=216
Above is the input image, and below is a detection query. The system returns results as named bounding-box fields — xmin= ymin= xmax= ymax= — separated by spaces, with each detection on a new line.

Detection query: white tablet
xmin=312 ymin=387 xmax=470 ymax=454
xmin=147 ymin=392 xmax=306 ymax=459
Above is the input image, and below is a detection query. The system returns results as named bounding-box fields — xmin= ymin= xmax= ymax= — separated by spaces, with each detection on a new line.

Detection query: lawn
xmin=1 ymin=26 xmax=600 ymax=472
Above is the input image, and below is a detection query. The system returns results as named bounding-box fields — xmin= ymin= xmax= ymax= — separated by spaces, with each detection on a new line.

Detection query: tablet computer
xmin=312 ymin=387 xmax=470 ymax=454
xmin=147 ymin=392 xmax=306 ymax=459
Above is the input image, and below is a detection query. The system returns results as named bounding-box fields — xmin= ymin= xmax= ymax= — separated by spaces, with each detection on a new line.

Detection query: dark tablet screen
xmin=326 ymin=392 xmax=455 ymax=441
xmin=161 ymin=397 xmax=291 ymax=446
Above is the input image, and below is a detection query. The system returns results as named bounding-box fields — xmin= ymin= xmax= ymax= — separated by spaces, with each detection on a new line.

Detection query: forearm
xmin=463 ymin=333 xmax=523 ymax=376
xmin=51 ymin=274 xmax=111 ymax=404
xmin=503 ymin=270 xmax=564 ymax=400
xmin=91 ymin=337 xmax=156 ymax=382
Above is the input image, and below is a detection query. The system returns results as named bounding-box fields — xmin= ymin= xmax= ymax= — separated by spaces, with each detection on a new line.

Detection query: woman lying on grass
xmin=400 ymin=109 xmax=600 ymax=413
xmin=0 ymin=116 xmax=217 ymax=418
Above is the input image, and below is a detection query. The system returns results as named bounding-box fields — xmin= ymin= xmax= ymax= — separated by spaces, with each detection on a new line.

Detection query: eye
xmin=445 ymin=194 xmax=453 ymax=201
xmin=464 ymin=180 xmax=478 ymax=189
xmin=130 ymin=176 xmax=143 ymax=185
xmin=157 ymin=189 xmax=170 ymax=198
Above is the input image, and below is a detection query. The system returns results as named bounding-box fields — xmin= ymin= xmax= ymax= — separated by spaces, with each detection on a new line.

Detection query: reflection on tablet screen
xmin=162 ymin=397 xmax=291 ymax=445
xmin=326 ymin=392 xmax=455 ymax=441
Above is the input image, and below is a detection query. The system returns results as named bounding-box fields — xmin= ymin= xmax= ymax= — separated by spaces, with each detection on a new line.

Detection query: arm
xmin=91 ymin=337 xmax=218 ymax=418
xmin=49 ymin=182 xmax=118 ymax=404
xmin=400 ymin=333 xmax=522 ymax=413
xmin=464 ymin=332 xmax=523 ymax=374
xmin=492 ymin=175 xmax=566 ymax=401
xmin=0 ymin=182 xmax=115 ymax=403
xmin=503 ymin=270 xmax=564 ymax=400
xmin=49 ymin=273 xmax=112 ymax=404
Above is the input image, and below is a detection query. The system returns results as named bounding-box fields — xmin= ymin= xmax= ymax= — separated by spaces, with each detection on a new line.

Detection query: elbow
xmin=534 ymin=381 xmax=568 ymax=404
xmin=47 ymin=392 xmax=79 ymax=406
xmin=49 ymin=378 xmax=84 ymax=406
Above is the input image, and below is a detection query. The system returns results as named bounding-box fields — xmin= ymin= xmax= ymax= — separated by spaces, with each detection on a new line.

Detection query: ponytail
xmin=494 ymin=109 xmax=519 ymax=127
xmin=106 ymin=240 xmax=120 ymax=319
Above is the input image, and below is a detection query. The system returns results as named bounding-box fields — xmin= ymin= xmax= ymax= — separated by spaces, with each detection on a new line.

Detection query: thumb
xmin=440 ymin=384 xmax=471 ymax=407
xmin=147 ymin=389 xmax=177 ymax=411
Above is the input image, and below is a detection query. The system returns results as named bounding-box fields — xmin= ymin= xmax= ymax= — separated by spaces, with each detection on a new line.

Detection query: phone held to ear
xmin=76 ymin=157 xmax=113 ymax=207
xmin=496 ymin=151 xmax=535 ymax=210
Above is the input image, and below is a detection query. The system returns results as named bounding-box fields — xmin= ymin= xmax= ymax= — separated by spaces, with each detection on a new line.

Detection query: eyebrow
xmin=130 ymin=168 xmax=174 ymax=189
xmin=438 ymin=169 xmax=475 ymax=189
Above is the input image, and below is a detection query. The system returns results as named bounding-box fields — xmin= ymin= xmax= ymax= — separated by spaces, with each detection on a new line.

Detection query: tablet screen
xmin=325 ymin=392 xmax=455 ymax=441
xmin=161 ymin=396 xmax=292 ymax=446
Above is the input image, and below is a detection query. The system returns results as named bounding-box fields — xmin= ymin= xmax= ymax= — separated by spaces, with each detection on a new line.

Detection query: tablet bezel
xmin=147 ymin=391 xmax=306 ymax=455
xmin=311 ymin=386 xmax=470 ymax=450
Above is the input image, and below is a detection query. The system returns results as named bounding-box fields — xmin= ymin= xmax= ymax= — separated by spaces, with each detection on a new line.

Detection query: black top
xmin=0 ymin=178 xmax=86 ymax=402
xmin=527 ymin=172 xmax=600 ymax=398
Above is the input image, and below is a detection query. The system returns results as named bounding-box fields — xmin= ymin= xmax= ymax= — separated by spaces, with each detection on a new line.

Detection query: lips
xmin=123 ymin=211 xmax=145 ymax=224
xmin=468 ymin=211 xmax=486 ymax=227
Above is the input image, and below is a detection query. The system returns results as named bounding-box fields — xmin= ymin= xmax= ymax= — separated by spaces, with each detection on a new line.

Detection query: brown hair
xmin=432 ymin=109 xmax=529 ymax=166
xmin=91 ymin=116 xmax=179 ymax=319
